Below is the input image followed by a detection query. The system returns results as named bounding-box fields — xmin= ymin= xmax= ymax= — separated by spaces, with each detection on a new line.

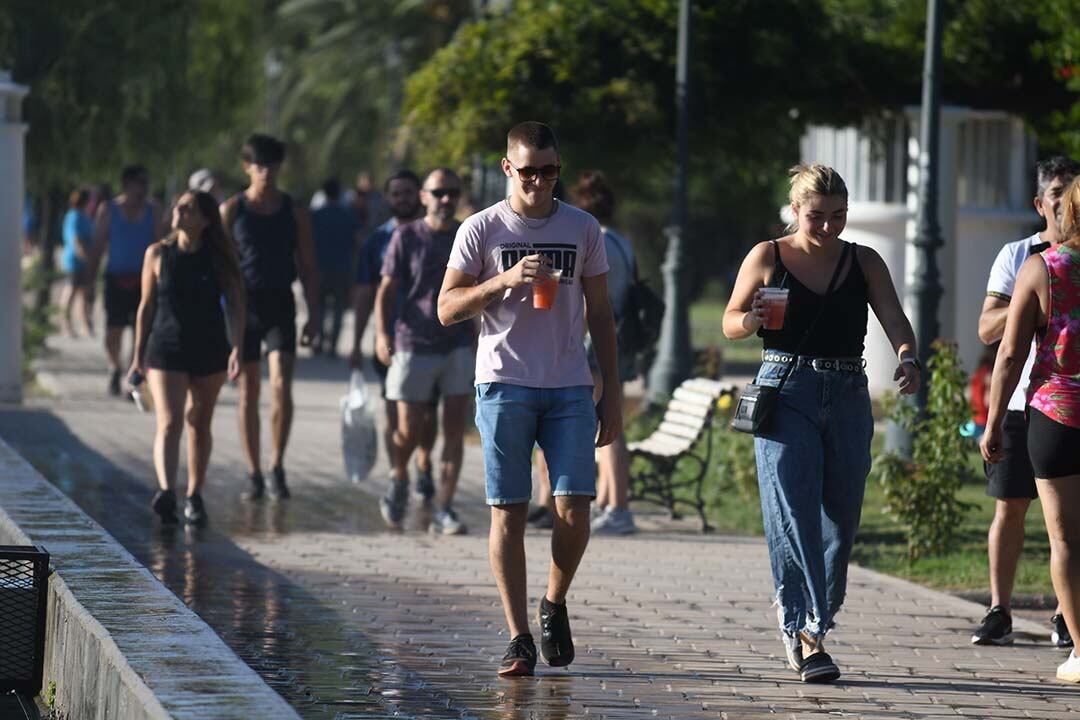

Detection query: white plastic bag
xmin=341 ymin=369 xmax=378 ymax=483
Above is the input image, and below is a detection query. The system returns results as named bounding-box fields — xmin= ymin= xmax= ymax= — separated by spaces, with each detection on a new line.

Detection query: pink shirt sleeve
xmin=448 ymin=216 xmax=485 ymax=277
xmin=580 ymin=216 xmax=609 ymax=277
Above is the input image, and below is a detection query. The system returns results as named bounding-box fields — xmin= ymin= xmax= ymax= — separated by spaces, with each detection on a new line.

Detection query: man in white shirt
xmin=973 ymin=156 xmax=1080 ymax=648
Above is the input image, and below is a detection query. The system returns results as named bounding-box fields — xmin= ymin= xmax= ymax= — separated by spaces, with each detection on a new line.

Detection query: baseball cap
xmin=188 ymin=168 xmax=216 ymax=193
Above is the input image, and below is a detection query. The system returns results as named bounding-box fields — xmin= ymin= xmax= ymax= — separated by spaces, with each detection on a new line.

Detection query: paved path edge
xmin=0 ymin=435 xmax=300 ymax=720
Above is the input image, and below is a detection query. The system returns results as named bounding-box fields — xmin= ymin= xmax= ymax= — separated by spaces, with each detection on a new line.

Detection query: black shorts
xmin=985 ymin=410 xmax=1037 ymax=499
xmin=1028 ymin=407 xmax=1080 ymax=479
xmin=105 ymin=273 xmax=141 ymax=328
xmin=146 ymin=340 xmax=228 ymax=377
xmin=242 ymin=290 xmax=296 ymax=363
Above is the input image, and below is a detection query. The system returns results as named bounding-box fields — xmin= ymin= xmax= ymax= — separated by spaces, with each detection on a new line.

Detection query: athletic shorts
xmin=105 ymin=273 xmax=141 ymax=328
xmin=1028 ymin=407 xmax=1080 ymax=479
xmin=242 ymin=290 xmax=296 ymax=363
xmin=985 ymin=410 xmax=1037 ymax=499
xmin=385 ymin=347 xmax=475 ymax=403
xmin=475 ymin=383 xmax=596 ymax=505
xmin=146 ymin=339 xmax=228 ymax=377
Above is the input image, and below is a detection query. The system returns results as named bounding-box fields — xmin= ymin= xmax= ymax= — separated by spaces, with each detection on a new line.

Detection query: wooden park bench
xmin=627 ymin=377 xmax=735 ymax=532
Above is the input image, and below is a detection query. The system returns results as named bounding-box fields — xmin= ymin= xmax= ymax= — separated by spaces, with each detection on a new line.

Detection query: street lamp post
xmin=890 ymin=0 xmax=944 ymax=454
xmin=647 ymin=0 xmax=693 ymax=401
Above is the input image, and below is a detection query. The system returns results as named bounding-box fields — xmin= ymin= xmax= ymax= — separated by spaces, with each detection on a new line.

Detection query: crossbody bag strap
xmin=771 ymin=241 xmax=852 ymax=393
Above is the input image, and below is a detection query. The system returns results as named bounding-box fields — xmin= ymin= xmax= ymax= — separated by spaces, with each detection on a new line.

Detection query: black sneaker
xmin=268 ymin=466 xmax=290 ymax=500
xmin=1052 ymin=613 xmax=1074 ymax=649
xmin=108 ymin=369 xmax=122 ymax=397
xmin=379 ymin=477 xmax=409 ymax=529
xmin=241 ymin=471 xmax=265 ymax=501
xmin=414 ymin=462 xmax=435 ymax=502
xmin=972 ymin=605 xmax=1014 ymax=645
xmin=151 ymin=490 xmax=178 ymax=525
xmin=498 ymin=634 xmax=537 ymax=677
xmin=538 ymin=596 xmax=575 ymax=667
xmin=184 ymin=493 xmax=207 ymax=527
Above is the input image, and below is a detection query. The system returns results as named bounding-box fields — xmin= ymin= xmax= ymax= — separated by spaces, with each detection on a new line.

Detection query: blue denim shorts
xmin=475 ymin=382 xmax=597 ymax=505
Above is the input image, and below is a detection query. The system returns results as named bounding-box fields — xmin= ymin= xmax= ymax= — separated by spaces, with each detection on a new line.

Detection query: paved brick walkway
xmin=2 ymin=325 xmax=1079 ymax=718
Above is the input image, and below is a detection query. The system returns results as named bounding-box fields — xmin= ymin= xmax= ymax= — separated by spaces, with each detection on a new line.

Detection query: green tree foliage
xmin=402 ymin=0 xmax=1073 ymax=292
xmin=0 ymin=0 xmax=266 ymax=195
xmin=875 ymin=341 xmax=977 ymax=562
xmin=273 ymin=0 xmax=474 ymax=185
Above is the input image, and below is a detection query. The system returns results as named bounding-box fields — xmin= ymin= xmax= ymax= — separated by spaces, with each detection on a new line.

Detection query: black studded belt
xmin=762 ymin=351 xmax=866 ymax=374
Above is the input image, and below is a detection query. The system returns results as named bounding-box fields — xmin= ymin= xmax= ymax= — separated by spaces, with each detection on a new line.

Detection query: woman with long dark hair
xmin=129 ymin=191 xmax=245 ymax=526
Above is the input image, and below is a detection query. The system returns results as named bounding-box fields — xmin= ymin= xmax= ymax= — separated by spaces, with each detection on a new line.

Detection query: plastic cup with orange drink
xmin=758 ymin=288 xmax=789 ymax=330
xmin=533 ymin=269 xmax=563 ymax=310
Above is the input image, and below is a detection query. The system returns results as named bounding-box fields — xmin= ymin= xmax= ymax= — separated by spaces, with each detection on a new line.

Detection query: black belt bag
xmin=731 ymin=242 xmax=852 ymax=435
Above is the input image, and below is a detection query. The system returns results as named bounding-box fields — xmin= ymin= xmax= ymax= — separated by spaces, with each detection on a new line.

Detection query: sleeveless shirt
xmin=759 ymin=240 xmax=869 ymax=358
xmin=1028 ymin=244 xmax=1080 ymax=428
xmin=107 ymin=201 xmax=155 ymax=274
xmin=232 ymin=192 xmax=298 ymax=291
xmin=147 ymin=243 xmax=229 ymax=354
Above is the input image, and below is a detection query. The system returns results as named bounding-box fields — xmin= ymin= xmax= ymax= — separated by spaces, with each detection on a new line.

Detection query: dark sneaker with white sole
xmin=800 ymin=651 xmax=841 ymax=683
xmin=1052 ymin=613 xmax=1074 ymax=649
xmin=184 ymin=493 xmax=208 ymax=526
xmin=151 ymin=490 xmax=178 ymax=525
xmin=414 ymin=463 xmax=435 ymax=502
xmin=241 ymin=471 xmax=265 ymax=501
xmin=972 ymin=605 xmax=1013 ymax=645
xmin=498 ymin=634 xmax=537 ymax=677
xmin=268 ymin=465 xmax=290 ymax=500
xmin=538 ymin=597 xmax=575 ymax=667
xmin=379 ymin=477 xmax=409 ymax=529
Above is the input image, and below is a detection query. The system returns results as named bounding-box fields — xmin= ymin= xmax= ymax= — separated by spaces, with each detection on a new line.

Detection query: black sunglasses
xmin=425 ymin=188 xmax=461 ymax=199
xmin=506 ymin=160 xmax=561 ymax=182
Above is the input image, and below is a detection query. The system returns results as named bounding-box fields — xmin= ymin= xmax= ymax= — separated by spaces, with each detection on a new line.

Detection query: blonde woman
xmin=723 ymin=165 xmax=919 ymax=682
xmin=981 ymin=175 xmax=1080 ymax=683
xmin=129 ymin=191 xmax=244 ymax=526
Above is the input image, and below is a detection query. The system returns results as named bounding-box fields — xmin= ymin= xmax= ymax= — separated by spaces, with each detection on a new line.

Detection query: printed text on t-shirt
xmin=500 ymin=242 xmax=577 ymax=281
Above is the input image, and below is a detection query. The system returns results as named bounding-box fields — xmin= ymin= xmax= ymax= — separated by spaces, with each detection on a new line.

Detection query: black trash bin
xmin=0 ymin=546 xmax=49 ymax=697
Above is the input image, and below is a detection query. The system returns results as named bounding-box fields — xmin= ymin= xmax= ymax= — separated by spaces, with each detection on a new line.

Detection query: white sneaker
xmin=1057 ymin=651 xmax=1080 ymax=683
xmin=431 ymin=508 xmax=467 ymax=535
xmin=591 ymin=507 xmax=637 ymax=535
xmin=590 ymin=503 xmax=607 ymax=523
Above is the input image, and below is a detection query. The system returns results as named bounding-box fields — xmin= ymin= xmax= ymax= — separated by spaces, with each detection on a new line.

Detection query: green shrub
xmin=874 ymin=340 xmax=976 ymax=561
xmin=22 ymin=255 xmax=56 ymax=380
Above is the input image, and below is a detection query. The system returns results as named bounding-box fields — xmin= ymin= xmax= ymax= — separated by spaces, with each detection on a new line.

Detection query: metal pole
xmin=647 ymin=0 xmax=693 ymax=401
xmin=890 ymin=0 xmax=943 ymax=454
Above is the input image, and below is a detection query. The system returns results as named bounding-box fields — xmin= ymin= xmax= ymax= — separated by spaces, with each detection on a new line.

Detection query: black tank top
xmin=149 ymin=243 xmax=229 ymax=352
xmin=759 ymin=240 xmax=869 ymax=357
xmin=232 ymin=192 xmax=297 ymax=291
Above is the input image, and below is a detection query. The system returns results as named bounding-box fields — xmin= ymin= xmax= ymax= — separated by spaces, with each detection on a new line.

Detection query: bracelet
xmin=900 ymin=357 xmax=922 ymax=371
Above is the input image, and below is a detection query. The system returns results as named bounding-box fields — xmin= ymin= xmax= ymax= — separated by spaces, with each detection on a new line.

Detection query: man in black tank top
xmin=221 ymin=134 xmax=319 ymax=500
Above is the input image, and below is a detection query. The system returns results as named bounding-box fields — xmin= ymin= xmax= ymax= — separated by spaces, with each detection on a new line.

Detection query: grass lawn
xmin=690 ymin=299 xmax=761 ymax=365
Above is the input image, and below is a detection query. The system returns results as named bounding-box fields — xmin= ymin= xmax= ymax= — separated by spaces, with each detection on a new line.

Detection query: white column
xmin=0 ymin=71 xmax=28 ymax=404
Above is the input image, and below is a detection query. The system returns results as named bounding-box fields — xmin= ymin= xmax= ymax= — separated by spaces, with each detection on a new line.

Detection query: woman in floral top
xmin=982 ymin=176 xmax=1080 ymax=684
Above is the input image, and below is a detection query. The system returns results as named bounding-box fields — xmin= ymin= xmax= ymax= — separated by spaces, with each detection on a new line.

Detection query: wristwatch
xmin=900 ymin=356 xmax=922 ymax=372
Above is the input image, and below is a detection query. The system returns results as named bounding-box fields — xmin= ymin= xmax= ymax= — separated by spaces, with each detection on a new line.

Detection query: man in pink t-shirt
xmin=439 ymin=122 xmax=622 ymax=677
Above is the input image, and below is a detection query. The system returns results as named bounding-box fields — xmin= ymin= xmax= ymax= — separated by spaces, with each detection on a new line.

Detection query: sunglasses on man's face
xmin=506 ymin=160 xmax=561 ymax=182
xmin=425 ymin=188 xmax=461 ymax=199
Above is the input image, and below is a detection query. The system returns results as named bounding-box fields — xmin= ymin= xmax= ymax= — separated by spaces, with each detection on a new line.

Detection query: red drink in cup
xmin=533 ymin=269 xmax=562 ymax=310
xmin=759 ymin=288 xmax=789 ymax=330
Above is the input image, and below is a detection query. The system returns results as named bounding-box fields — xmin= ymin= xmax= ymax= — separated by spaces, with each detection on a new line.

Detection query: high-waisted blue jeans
xmin=752 ymin=360 xmax=873 ymax=640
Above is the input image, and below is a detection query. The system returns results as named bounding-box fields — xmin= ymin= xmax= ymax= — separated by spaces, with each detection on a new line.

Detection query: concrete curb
xmin=0 ymin=437 xmax=299 ymax=720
